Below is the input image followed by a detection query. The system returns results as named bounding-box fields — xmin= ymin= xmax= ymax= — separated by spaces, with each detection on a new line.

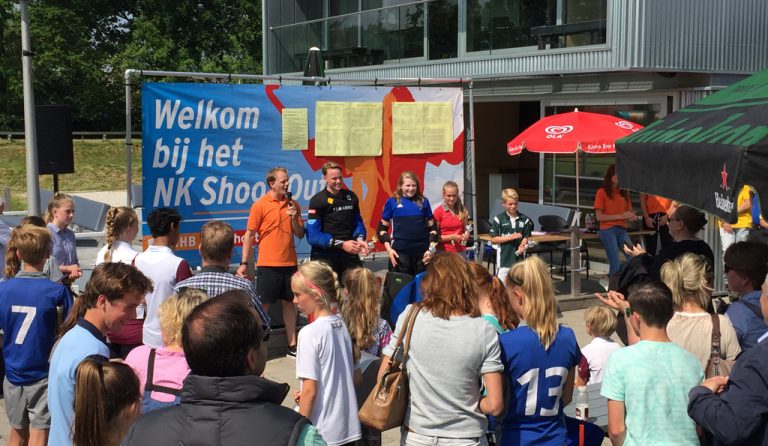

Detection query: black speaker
xmin=36 ymin=105 xmax=74 ymax=175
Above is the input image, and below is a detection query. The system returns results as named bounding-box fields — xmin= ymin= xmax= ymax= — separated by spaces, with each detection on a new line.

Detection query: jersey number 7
xmin=11 ymin=306 xmax=37 ymax=344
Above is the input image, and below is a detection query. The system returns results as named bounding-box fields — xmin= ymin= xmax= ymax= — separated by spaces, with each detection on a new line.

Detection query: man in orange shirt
xmin=640 ymin=194 xmax=673 ymax=255
xmin=237 ymin=167 xmax=305 ymax=357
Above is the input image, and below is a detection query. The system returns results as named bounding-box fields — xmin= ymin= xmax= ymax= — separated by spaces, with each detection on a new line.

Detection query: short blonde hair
xmin=584 ymin=306 xmax=616 ymax=337
xmin=200 ymin=220 xmax=234 ymax=263
xmin=501 ymin=188 xmax=519 ymax=202
xmin=159 ymin=288 xmax=209 ymax=346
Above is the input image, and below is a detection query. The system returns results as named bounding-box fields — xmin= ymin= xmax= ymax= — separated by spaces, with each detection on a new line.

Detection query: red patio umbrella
xmin=506 ymin=109 xmax=643 ymax=297
xmin=507 ymin=109 xmax=643 ymax=209
xmin=508 ymin=109 xmax=643 ymax=155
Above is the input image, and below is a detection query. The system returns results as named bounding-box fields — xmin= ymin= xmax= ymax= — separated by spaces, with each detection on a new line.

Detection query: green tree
xmin=0 ymin=1 xmax=263 ymax=131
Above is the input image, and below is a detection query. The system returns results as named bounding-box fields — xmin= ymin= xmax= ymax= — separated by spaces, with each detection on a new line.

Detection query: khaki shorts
xmin=3 ymin=377 xmax=50 ymax=430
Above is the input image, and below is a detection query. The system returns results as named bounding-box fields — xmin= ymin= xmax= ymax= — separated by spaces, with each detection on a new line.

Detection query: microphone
xmin=287 ymin=191 xmax=294 ymax=208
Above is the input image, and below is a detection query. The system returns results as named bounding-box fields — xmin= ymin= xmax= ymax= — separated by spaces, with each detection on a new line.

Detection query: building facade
xmin=263 ymin=0 xmax=768 ymax=219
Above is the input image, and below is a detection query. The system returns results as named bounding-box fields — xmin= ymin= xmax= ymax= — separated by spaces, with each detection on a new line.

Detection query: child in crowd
xmin=73 ymin=357 xmax=141 ymax=446
xmin=490 ymin=188 xmax=533 ymax=280
xmin=125 ymin=288 xmax=208 ymax=413
xmin=97 ymin=206 xmax=143 ymax=359
xmin=0 ymin=225 xmax=73 ymax=446
xmin=433 ymin=180 xmax=470 ymax=254
xmin=379 ymin=171 xmax=438 ymax=276
xmin=339 ymin=267 xmax=392 ymax=359
xmin=499 ymin=256 xmax=580 ymax=446
xmin=134 ymin=207 xmax=192 ymax=349
xmin=600 ymin=281 xmax=703 ymax=445
xmin=468 ymin=261 xmax=517 ymax=333
xmin=17 ymin=216 xmax=64 ymax=282
xmin=48 ymin=262 xmax=152 ymax=446
xmin=292 ymin=261 xmax=362 ymax=446
xmin=45 ymin=192 xmax=82 ymax=282
xmin=95 ymin=206 xmax=139 ymax=265
xmin=580 ymin=306 xmax=621 ymax=384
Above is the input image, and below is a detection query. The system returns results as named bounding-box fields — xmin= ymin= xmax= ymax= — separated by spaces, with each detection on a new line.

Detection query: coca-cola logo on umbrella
xmin=614 ymin=120 xmax=635 ymax=130
xmin=545 ymin=125 xmax=573 ymax=138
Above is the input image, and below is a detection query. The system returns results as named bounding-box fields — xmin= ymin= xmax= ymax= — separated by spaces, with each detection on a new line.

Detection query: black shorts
xmin=256 ymin=266 xmax=297 ymax=304
xmin=310 ymin=253 xmax=362 ymax=281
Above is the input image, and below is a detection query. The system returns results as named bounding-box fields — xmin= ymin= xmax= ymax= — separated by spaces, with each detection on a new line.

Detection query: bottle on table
xmin=574 ymin=385 xmax=589 ymax=421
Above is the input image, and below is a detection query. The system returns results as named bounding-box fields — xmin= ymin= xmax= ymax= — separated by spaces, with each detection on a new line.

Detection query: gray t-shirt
xmin=383 ymin=304 xmax=503 ymax=438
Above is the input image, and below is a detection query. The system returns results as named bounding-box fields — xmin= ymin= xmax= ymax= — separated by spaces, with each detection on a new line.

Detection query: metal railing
xmin=3 ymin=131 xmax=141 ymax=142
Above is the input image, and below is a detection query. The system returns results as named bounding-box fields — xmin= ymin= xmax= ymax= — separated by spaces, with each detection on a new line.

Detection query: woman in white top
xmin=95 ymin=207 xmax=139 ymax=266
xmin=96 ymin=206 xmax=142 ymax=359
xmin=379 ymin=252 xmax=504 ymax=446
xmin=661 ymin=253 xmax=740 ymax=368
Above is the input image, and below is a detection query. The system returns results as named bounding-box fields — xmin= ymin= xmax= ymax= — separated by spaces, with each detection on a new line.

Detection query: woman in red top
xmin=594 ymin=164 xmax=638 ymax=276
xmin=433 ymin=181 xmax=470 ymax=254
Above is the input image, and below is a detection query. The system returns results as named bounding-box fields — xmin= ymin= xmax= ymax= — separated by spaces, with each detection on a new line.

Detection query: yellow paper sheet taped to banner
xmin=315 ymin=102 xmax=382 ymax=156
xmin=282 ymin=108 xmax=309 ymax=150
xmin=392 ymin=102 xmax=453 ymax=154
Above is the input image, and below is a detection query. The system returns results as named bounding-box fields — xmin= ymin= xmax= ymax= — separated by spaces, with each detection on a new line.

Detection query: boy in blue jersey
xmin=601 ymin=281 xmax=703 ymax=446
xmin=490 ymin=188 xmax=533 ymax=281
xmin=0 ymin=225 xmax=72 ymax=446
xmin=48 ymin=262 xmax=152 ymax=446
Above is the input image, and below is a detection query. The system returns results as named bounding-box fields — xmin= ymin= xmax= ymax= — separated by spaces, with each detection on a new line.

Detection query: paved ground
xmin=0 ymin=190 xmax=615 ymax=444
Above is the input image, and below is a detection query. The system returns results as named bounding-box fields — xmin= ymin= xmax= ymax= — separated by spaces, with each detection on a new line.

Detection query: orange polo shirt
xmin=247 ymin=193 xmax=301 ymax=267
xmin=594 ymin=187 xmax=632 ymax=230
xmin=645 ymin=195 xmax=672 ymax=215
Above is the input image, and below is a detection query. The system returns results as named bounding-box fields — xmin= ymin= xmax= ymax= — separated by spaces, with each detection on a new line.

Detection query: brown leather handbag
xmin=358 ymin=304 xmax=420 ymax=431
xmin=705 ymin=313 xmax=734 ymax=378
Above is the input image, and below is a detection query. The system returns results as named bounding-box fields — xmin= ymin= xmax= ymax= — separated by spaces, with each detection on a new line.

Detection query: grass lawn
xmin=0 ymin=139 xmax=141 ymax=211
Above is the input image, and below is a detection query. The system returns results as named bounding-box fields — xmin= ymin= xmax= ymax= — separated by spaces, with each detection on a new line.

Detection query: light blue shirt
xmin=601 ymin=340 xmax=703 ymax=446
xmin=48 ymin=322 xmax=109 ymax=446
xmin=47 ymin=223 xmax=78 ymax=267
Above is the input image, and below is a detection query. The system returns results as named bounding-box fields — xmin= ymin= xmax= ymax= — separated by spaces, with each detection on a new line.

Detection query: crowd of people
xmin=0 ymin=162 xmax=767 ymax=446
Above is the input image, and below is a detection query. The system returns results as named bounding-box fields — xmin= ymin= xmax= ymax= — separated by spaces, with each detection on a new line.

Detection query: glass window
xmin=327 ymin=15 xmax=360 ymax=68
xmin=267 ymin=0 xmax=282 ymax=27
xmin=361 ymin=9 xmax=387 ymax=65
xmin=281 ymin=2 xmax=295 ymax=26
xmin=428 ymin=0 xmax=458 ymax=60
xmin=273 ymin=27 xmax=300 ymax=73
xmin=296 ymin=0 xmax=322 ymax=21
xmin=467 ymin=0 xmax=549 ymax=52
xmin=565 ymin=0 xmax=606 ymax=22
xmin=467 ymin=0 xmax=491 ymax=52
xmin=563 ymin=0 xmax=607 ymax=47
xmin=400 ymin=4 xmax=424 ymax=59
xmin=363 ymin=0 xmax=383 ymax=9
xmin=331 ymin=0 xmax=358 ymax=16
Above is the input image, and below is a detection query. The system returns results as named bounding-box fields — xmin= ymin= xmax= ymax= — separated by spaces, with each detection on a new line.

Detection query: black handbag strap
xmin=146 ymin=348 xmax=182 ymax=397
xmin=709 ymin=313 xmax=722 ymax=360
